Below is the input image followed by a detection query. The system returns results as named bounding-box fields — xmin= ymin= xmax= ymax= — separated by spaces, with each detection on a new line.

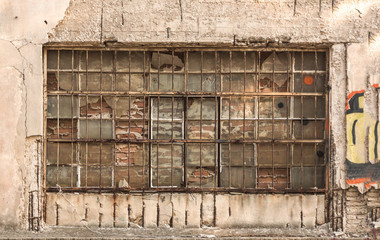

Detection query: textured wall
xmin=1 ymin=0 xmax=380 ymax=235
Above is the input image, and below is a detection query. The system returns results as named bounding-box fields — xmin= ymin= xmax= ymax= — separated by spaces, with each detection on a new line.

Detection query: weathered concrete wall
xmin=46 ymin=193 xmax=325 ymax=229
xmin=0 ymin=0 xmax=70 ymax=229
xmin=1 ymin=0 xmax=380 ymax=235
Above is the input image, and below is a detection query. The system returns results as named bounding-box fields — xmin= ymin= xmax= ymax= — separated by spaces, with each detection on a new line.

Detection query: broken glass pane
xmin=221 ymin=97 xmax=255 ymax=119
xmin=47 ymin=72 xmax=58 ymax=91
xmin=59 ymin=72 xmax=78 ymax=91
xmin=187 ymin=167 xmax=216 ymax=187
xmin=116 ymin=120 xmax=148 ymax=139
xmin=257 ymin=168 xmax=288 ymax=189
xmin=115 ymin=143 xmax=148 ymax=166
xmin=80 ymin=96 xmax=113 ymax=119
xmin=151 ymin=52 xmax=184 ymax=72
xmin=260 ymin=52 xmax=290 ymax=72
xmin=186 ymin=121 xmax=215 ymax=139
xmin=115 ymin=166 xmax=149 ymax=188
xmin=187 ymin=98 xmax=216 ymax=120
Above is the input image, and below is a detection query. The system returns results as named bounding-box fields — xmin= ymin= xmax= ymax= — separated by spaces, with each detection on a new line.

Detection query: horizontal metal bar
xmin=47 ymin=91 xmax=326 ymax=97
xmin=47 ymin=138 xmax=326 ymax=143
xmin=46 ymin=187 xmax=326 ymax=194
xmin=48 ymin=69 xmax=328 ymax=74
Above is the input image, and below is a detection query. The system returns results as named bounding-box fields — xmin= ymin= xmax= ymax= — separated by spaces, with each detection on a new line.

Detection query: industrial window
xmin=45 ymin=48 xmax=328 ymax=192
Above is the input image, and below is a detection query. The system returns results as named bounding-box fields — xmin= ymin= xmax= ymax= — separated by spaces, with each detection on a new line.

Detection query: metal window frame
xmin=43 ymin=46 xmax=330 ymax=195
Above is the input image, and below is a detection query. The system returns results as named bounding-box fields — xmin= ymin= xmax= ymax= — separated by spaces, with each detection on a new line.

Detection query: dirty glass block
xmin=150 ymin=74 xmax=185 ymax=92
xmin=259 ymin=97 xmax=288 ymax=119
xmin=47 ymin=96 xmax=79 ymax=118
xmin=151 ymin=52 xmax=184 ymax=72
xmin=116 ymin=51 xmax=130 ymax=72
xmin=202 ymin=51 xmax=217 ymax=72
xmin=221 ymin=143 xmax=255 ymax=167
xmin=47 ymin=50 xmax=58 ymax=69
xmin=79 ymin=73 xmax=100 ymax=91
xmin=294 ymin=97 xmax=325 ymax=118
xmin=257 ymin=143 xmax=288 ymax=166
xmin=80 ymin=166 xmax=112 ymax=187
xmin=257 ymin=168 xmax=288 ymax=189
xmin=115 ymin=166 xmax=149 ymax=188
xmin=151 ymin=144 xmax=183 ymax=168
xmin=187 ymin=98 xmax=216 ymax=120
xmin=78 ymin=143 xmax=113 ymax=165
xmin=152 ymin=121 xmax=183 ymax=139
xmin=188 ymin=74 xmax=220 ymax=92
xmin=115 ymin=143 xmax=148 ymax=166
xmin=222 ymin=74 xmax=257 ymax=92
xmin=115 ymin=73 xmax=129 ymax=91
xmin=59 ymin=72 xmax=78 ymax=91
xmin=294 ymin=74 xmax=325 ymax=93
xmin=260 ymin=52 xmax=290 ymax=72
xmin=46 ymin=142 xmax=77 ymax=165
xmin=220 ymin=51 xmax=257 ymax=72
xmin=130 ymin=52 xmax=145 ymax=72
xmin=188 ymin=52 xmax=201 ymax=72
xmin=116 ymin=73 xmax=144 ymax=91
xmin=116 ymin=120 xmax=148 ymax=139
xmin=79 ymin=119 xmax=113 ymax=139
xmin=101 ymin=74 xmax=114 ymax=91
xmin=220 ymin=167 xmax=256 ymax=188
xmin=293 ymin=120 xmax=325 ymax=139
xmin=291 ymin=167 xmax=325 ymax=189
xmin=59 ymin=50 xmax=78 ymax=70
xmin=221 ymin=97 xmax=255 ymax=119
xmin=221 ymin=120 xmax=255 ymax=139
xmin=86 ymin=51 xmax=101 ymax=70
xmin=186 ymin=121 xmax=215 ymax=139
xmin=152 ymin=98 xmax=184 ymax=120
xmin=258 ymin=120 xmax=289 ymax=139
xmin=186 ymin=143 xmax=216 ymax=167
xmin=46 ymin=166 xmax=78 ymax=188
xmin=151 ymin=168 xmax=183 ymax=187
xmin=292 ymin=143 xmax=325 ymax=166
xmin=102 ymin=51 xmax=114 ymax=72
xmin=294 ymin=52 xmax=326 ymax=71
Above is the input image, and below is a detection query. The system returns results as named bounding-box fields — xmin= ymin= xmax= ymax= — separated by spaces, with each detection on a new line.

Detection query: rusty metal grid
xmin=43 ymin=48 xmax=329 ymax=193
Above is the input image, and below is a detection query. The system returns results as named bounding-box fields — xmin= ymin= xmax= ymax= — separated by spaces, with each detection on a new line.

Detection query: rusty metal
xmin=45 ymin=48 xmax=329 ymax=193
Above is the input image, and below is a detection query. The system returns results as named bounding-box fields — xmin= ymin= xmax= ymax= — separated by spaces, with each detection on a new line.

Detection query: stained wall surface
xmin=0 ymin=0 xmax=379 ymax=236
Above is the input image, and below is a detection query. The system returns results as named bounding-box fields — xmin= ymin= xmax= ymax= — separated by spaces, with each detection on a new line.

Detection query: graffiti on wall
xmin=346 ymin=84 xmax=380 ymax=190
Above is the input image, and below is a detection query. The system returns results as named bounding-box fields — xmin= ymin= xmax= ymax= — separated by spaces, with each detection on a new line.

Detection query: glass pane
xmin=258 ymin=121 xmax=289 ymax=139
xmin=79 ymin=143 xmax=113 ymax=165
xmin=294 ymin=97 xmax=325 ymax=118
xmin=150 ymin=74 xmax=185 ymax=92
xmin=291 ymin=167 xmax=325 ymax=189
xmin=220 ymin=167 xmax=256 ymax=188
xmin=116 ymin=120 xmax=148 ymax=139
xmin=152 ymin=98 xmax=184 ymax=120
xmin=292 ymin=143 xmax=325 ymax=166
xmin=47 ymin=51 xmax=58 ymax=69
xmin=187 ymin=121 xmax=215 ymax=139
xmin=80 ymin=96 xmax=113 ymax=119
xmin=293 ymin=120 xmax=325 ymax=139
xmin=188 ymin=74 xmax=220 ymax=92
xmin=258 ymin=144 xmax=288 ymax=166
xmin=115 ymin=166 xmax=149 ymax=188
xmin=152 ymin=168 xmax=183 ymax=187
xmin=221 ymin=120 xmax=256 ymax=139
xmin=221 ymin=97 xmax=255 ymax=119
xmin=221 ymin=144 xmax=255 ymax=167
xmin=151 ymin=144 xmax=184 ymax=167
xmin=294 ymin=74 xmax=325 ymax=93
xmin=257 ymin=168 xmax=288 ymax=189
xmin=187 ymin=98 xmax=216 ymax=120
xmin=152 ymin=121 xmax=183 ymax=139
xmin=79 ymin=119 xmax=113 ymax=139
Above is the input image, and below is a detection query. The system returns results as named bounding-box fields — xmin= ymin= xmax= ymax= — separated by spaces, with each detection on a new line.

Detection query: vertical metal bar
xmin=156 ymin=51 xmax=160 ymax=188
xmin=290 ymin=52 xmax=294 ymax=189
xmin=71 ymin=50 xmax=74 ymax=187
xmin=171 ymin=51 xmax=174 ymax=187
xmin=42 ymin=49 xmax=48 ymax=222
xmin=257 ymin=51 xmax=261 ymax=188
xmin=143 ymin=51 xmax=146 ymax=189
xmin=272 ymin=51 xmax=275 ymax=189
xmin=228 ymin=51 xmax=232 ymax=189
xmin=200 ymin=51 xmax=203 ymax=188
xmin=128 ymin=51 xmax=131 ymax=187
xmin=286 ymin=53 xmax=290 ymax=188
xmin=214 ymin=51 xmax=218 ymax=189
xmin=100 ymin=50 xmax=103 ymax=190
xmin=300 ymin=51 xmax=304 ymax=190
xmin=184 ymin=51 xmax=188 ymax=188
xmin=113 ymin=51 xmax=117 ymax=189
xmin=243 ymin=51 xmax=246 ymax=189
xmin=56 ymin=50 xmax=60 ymax=186
xmin=314 ymin=51 xmax=318 ymax=188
